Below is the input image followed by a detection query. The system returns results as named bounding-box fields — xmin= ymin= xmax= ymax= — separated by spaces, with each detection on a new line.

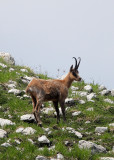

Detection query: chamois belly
xmin=44 ymin=91 xmax=59 ymax=101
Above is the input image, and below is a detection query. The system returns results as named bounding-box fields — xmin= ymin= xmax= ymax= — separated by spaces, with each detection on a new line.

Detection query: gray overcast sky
xmin=0 ymin=0 xmax=114 ymax=89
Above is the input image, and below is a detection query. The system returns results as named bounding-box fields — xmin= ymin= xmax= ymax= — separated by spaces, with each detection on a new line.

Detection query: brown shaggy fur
xmin=26 ymin=58 xmax=81 ymax=126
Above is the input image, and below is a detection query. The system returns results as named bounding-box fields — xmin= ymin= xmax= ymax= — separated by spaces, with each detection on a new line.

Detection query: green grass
xmin=0 ymin=58 xmax=114 ymax=160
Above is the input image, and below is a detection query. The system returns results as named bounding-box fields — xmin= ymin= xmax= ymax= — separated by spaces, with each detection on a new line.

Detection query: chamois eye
xmin=72 ymin=72 xmax=77 ymax=77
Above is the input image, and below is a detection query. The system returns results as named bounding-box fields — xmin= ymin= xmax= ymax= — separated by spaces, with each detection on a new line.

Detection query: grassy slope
xmin=0 ymin=59 xmax=114 ymax=160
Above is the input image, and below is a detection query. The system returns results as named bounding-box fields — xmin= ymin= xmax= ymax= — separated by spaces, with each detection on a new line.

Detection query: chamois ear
xmin=70 ymin=65 xmax=73 ymax=72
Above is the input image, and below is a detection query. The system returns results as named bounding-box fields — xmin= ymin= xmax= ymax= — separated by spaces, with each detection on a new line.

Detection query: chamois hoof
xmin=37 ymin=122 xmax=42 ymax=127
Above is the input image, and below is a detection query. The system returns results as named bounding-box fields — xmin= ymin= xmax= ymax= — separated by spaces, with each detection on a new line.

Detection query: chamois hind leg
xmin=59 ymin=100 xmax=66 ymax=122
xmin=34 ymin=98 xmax=43 ymax=126
xmin=53 ymin=101 xmax=60 ymax=124
xmin=31 ymin=95 xmax=38 ymax=124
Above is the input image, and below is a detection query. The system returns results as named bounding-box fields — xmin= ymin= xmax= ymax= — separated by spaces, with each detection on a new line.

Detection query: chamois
xmin=26 ymin=57 xmax=81 ymax=126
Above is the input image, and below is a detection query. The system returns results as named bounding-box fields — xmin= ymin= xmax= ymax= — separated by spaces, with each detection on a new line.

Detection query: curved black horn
xmin=77 ymin=57 xmax=81 ymax=69
xmin=72 ymin=57 xmax=78 ymax=70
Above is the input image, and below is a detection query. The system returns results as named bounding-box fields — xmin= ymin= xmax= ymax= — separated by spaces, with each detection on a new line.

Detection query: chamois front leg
xmin=59 ymin=100 xmax=66 ymax=122
xmin=53 ymin=101 xmax=60 ymax=124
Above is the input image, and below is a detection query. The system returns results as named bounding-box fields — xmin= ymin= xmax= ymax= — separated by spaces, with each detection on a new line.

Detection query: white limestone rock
xmin=38 ymin=135 xmax=50 ymax=144
xmin=109 ymin=123 xmax=114 ymax=127
xmin=84 ymin=85 xmax=93 ymax=92
xmin=22 ymin=127 xmax=36 ymax=135
xmin=1 ymin=142 xmax=12 ymax=147
xmin=0 ymin=63 xmax=7 ymax=68
xmin=0 ymin=118 xmax=15 ymax=127
xmin=99 ymin=85 xmax=106 ymax=91
xmin=42 ymin=107 xmax=54 ymax=114
xmin=36 ymin=156 xmax=48 ymax=160
xmin=95 ymin=127 xmax=108 ymax=134
xmin=85 ymin=121 xmax=91 ymax=124
xmin=8 ymin=89 xmax=23 ymax=96
xmin=71 ymin=86 xmax=79 ymax=91
xmin=16 ymin=127 xmax=36 ymax=135
xmin=9 ymin=68 xmax=15 ymax=72
xmin=0 ymin=52 xmax=15 ymax=65
xmin=72 ymin=111 xmax=81 ymax=116
xmin=16 ymin=127 xmax=24 ymax=133
xmin=20 ymin=69 xmax=28 ymax=72
xmin=20 ymin=114 xmax=35 ymax=122
xmin=79 ymin=91 xmax=88 ymax=97
xmin=65 ymin=98 xmax=75 ymax=105
xmin=100 ymin=158 xmax=114 ymax=160
xmin=86 ymin=107 xmax=94 ymax=111
xmin=57 ymin=153 xmax=64 ymax=159
xmin=104 ymin=98 xmax=114 ymax=104
xmin=78 ymin=140 xmax=106 ymax=154
xmin=100 ymin=90 xmax=111 ymax=96
xmin=79 ymin=100 xmax=86 ymax=104
xmin=21 ymin=75 xmax=34 ymax=84
xmin=111 ymin=89 xmax=114 ymax=97
xmin=66 ymin=127 xmax=82 ymax=138
xmin=87 ymin=93 xmax=96 ymax=101
xmin=0 ymin=129 xmax=7 ymax=138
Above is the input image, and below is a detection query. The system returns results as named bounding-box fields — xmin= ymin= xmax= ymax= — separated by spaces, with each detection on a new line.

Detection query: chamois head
xmin=69 ymin=57 xmax=81 ymax=81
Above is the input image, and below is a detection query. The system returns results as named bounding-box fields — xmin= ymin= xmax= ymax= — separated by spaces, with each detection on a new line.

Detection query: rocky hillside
xmin=0 ymin=53 xmax=114 ymax=160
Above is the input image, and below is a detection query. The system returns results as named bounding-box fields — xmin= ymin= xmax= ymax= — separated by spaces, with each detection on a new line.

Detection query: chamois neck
xmin=63 ymin=73 xmax=73 ymax=88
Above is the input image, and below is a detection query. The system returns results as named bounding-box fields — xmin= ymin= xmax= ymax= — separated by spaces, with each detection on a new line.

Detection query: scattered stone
xmin=85 ymin=121 xmax=91 ymax=124
xmin=0 ymin=129 xmax=7 ymax=138
xmin=21 ymin=76 xmax=34 ymax=84
xmin=71 ymin=86 xmax=79 ymax=91
xmin=79 ymin=91 xmax=88 ymax=97
xmin=72 ymin=111 xmax=81 ymax=116
xmin=36 ymin=155 xmax=48 ymax=160
xmin=38 ymin=135 xmax=50 ymax=144
xmin=0 ymin=63 xmax=7 ymax=68
xmin=95 ymin=127 xmax=108 ymax=134
xmin=48 ymin=145 xmax=55 ymax=151
xmin=8 ymin=80 xmax=17 ymax=85
xmin=87 ymin=93 xmax=96 ymax=101
xmin=112 ymin=146 xmax=114 ymax=152
xmin=22 ymin=94 xmax=30 ymax=99
xmin=22 ymin=127 xmax=36 ymax=135
xmin=78 ymin=140 xmax=106 ymax=154
xmin=20 ymin=69 xmax=28 ymax=72
xmin=111 ymin=89 xmax=114 ymax=97
xmin=9 ymin=68 xmax=15 ymax=72
xmin=109 ymin=123 xmax=114 ymax=127
xmin=0 ymin=118 xmax=15 ymax=127
xmin=65 ymin=98 xmax=75 ymax=106
xmin=20 ymin=114 xmax=35 ymax=122
xmin=16 ymin=127 xmax=36 ymax=135
xmin=86 ymin=107 xmax=94 ymax=111
xmin=100 ymin=158 xmax=114 ymax=160
xmin=66 ymin=127 xmax=82 ymax=138
xmin=99 ymin=85 xmax=106 ymax=91
xmin=28 ymin=138 xmax=34 ymax=145
xmin=104 ymin=98 xmax=114 ymax=104
xmin=79 ymin=100 xmax=86 ymax=104
xmin=8 ymin=89 xmax=24 ymax=96
xmin=7 ymin=83 xmax=16 ymax=89
xmin=57 ymin=153 xmax=64 ymax=159
xmin=42 ymin=107 xmax=54 ymax=114
xmin=1 ymin=142 xmax=12 ymax=147
xmin=16 ymin=127 xmax=24 ymax=133
xmin=15 ymin=139 xmax=21 ymax=145
xmin=0 ymin=52 xmax=15 ymax=65
xmin=84 ymin=85 xmax=93 ymax=92
xmin=100 ymin=90 xmax=111 ymax=96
